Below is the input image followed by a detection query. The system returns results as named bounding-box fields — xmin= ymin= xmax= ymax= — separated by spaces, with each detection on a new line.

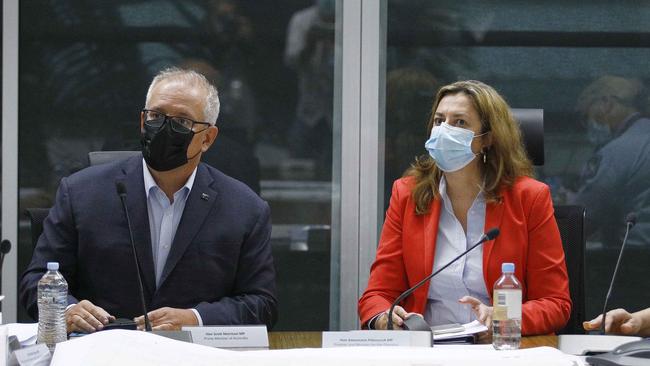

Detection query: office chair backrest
xmin=21 ymin=208 xmax=51 ymax=322
xmin=512 ymin=108 xmax=544 ymax=166
xmin=554 ymin=205 xmax=586 ymax=334
xmin=88 ymin=151 xmax=141 ymax=166
xmin=25 ymin=208 xmax=50 ymax=249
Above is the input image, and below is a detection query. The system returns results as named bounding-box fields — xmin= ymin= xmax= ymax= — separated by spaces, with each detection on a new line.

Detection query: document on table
xmin=243 ymin=346 xmax=586 ymax=366
xmin=50 ymin=329 xmax=586 ymax=366
xmin=51 ymin=329 xmax=234 ymax=366
xmin=433 ymin=320 xmax=488 ymax=341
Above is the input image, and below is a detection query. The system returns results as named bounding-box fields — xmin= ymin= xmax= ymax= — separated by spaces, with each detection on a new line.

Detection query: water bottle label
xmin=493 ymin=289 xmax=521 ymax=320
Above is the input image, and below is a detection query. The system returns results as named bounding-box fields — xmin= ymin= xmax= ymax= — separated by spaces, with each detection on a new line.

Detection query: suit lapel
xmin=158 ymin=164 xmax=217 ymax=288
xmin=119 ymin=157 xmax=156 ymax=298
xmin=482 ymin=197 xmax=505 ymax=287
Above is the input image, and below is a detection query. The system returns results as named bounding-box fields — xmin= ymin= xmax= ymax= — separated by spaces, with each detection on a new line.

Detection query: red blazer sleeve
xmin=358 ymin=180 xmax=410 ymax=327
xmin=520 ymin=183 xmax=572 ymax=335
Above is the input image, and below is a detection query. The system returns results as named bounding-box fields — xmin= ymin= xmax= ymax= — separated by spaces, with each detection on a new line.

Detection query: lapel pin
xmin=201 ymin=193 xmax=210 ymax=201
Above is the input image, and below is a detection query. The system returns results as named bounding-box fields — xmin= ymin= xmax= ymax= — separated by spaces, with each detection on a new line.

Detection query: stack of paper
xmin=433 ymin=320 xmax=488 ymax=344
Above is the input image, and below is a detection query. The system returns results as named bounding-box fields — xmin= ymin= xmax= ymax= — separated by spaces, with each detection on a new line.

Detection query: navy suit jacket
xmin=20 ymin=156 xmax=277 ymax=327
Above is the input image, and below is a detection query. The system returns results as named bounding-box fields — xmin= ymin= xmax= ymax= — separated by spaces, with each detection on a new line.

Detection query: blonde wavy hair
xmin=406 ymin=80 xmax=534 ymax=214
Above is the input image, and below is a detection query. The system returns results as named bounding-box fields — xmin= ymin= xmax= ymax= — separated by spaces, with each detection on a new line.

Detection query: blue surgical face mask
xmin=424 ymin=123 xmax=485 ymax=172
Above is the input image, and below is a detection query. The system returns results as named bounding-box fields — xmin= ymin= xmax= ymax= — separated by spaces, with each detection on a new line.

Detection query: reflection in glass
xmin=385 ymin=0 xmax=650 ymax=322
xmin=18 ymin=0 xmax=337 ymax=330
xmin=572 ymin=76 xmax=650 ymax=250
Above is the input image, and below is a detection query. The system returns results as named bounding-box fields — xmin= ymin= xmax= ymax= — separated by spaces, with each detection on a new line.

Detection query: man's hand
xmin=134 ymin=307 xmax=198 ymax=331
xmin=65 ymin=300 xmax=115 ymax=333
xmin=583 ymin=308 xmax=641 ymax=335
xmin=373 ymin=306 xmax=423 ymax=330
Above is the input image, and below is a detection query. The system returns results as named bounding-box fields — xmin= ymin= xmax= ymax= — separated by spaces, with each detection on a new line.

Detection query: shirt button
xmin=163 ymin=244 xmax=170 ymax=249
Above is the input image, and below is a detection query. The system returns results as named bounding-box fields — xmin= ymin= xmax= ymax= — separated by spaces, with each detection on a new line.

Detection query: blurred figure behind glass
xmin=384 ymin=68 xmax=438 ymax=208
xmin=178 ymin=58 xmax=261 ymax=194
xmin=284 ymin=0 xmax=335 ymax=173
xmin=573 ymin=75 xmax=650 ymax=249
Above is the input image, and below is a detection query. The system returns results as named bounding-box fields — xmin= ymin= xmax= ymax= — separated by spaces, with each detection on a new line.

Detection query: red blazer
xmin=358 ymin=176 xmax=571 ymax=335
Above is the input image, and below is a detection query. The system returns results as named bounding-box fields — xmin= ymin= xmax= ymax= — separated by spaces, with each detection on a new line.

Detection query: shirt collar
xmin=142 ymin=158 xmax=197 ymax=199
xmin=613 ymin=112 xmax=642 ymax=138
xmin=438 ymin=176 xmax=485 ymax=213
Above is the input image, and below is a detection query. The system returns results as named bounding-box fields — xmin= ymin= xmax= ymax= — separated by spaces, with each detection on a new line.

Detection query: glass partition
xmin=385 ymin=0 xmax=650 ymax=320
xmin=18 ymin=0 xmax=339 ymax=330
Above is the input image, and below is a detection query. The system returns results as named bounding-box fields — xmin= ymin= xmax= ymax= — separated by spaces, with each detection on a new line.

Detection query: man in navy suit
xmin=19 ymin=68 xmax=277 ymax=333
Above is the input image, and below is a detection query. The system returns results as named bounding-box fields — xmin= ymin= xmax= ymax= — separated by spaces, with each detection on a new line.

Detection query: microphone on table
xmin=115 ymin=181 xmax=152 ymax=332
xmin=599 ymin=212 xmax=636 ymax=335
xmin=573 ymin=212 xmax=646 ymax=361
xmin=387 ymin=227 xmax=500 ymax=331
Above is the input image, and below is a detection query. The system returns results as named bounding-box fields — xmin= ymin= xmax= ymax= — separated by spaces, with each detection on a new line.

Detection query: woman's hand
xmin=459 ymin=296 xmax=493 ymax=328
xmin=459 ymin=296 xmax=493 ymax=342
xmin=374 ymin=306 xmax=424 ymax=330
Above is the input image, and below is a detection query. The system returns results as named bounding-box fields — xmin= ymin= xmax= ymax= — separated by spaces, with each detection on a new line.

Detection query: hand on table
xmin=66 ymin=299 xmax=115 ymax=333
xmin=459 ymin=296 xmax=493 ymax=327
xmin=134 ymin=307 xmax=198 ymax=331
xmin=583 ymin=308 xmax=641 ymax=335
xmin=459 ymin=296 xmax=493 ymax=341
xmin=373 ymin=305 xmax=424 ymax=330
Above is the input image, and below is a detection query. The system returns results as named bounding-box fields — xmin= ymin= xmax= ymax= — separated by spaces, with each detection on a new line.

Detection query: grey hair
xmin=145 ymin=67 xmax=220 ymax=124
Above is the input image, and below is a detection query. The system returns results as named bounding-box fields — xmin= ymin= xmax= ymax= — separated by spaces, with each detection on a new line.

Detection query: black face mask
xmin=141 ymin=120 xmax=198 ymax=171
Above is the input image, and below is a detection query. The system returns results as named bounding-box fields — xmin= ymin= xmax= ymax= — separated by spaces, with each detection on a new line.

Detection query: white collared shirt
xmin=424 ymin=176 xmax=490 ymax=326
xmin=142 ymin=159 xmax=203 ymax=325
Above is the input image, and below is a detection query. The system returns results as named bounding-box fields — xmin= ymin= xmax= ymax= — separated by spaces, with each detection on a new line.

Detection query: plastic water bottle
xmin=492 ymin=262 xmax=521 ymax=350
xmin=37 ymin=262 xmax=68 ymax=352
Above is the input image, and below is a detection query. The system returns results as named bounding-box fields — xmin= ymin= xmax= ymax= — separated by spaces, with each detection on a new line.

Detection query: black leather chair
xmin=272 ymin=226 xmax=331 ymax=331
xmin=25 ymin=150 xmax=137 ymax=254
xmin=20 ymin=208 xmax=51 ymax=321
xmin=512 ymin=108 xmax=544 ymax=166
xmin=513 ymin=109 xmax=585 ymax=333
xmin=23 ymin=150 xmax=135 ymax=285
xmin=25 ymin=208 xmax=50 ymax=249
xmin=553 ymin=205 xmax=586 ymax=334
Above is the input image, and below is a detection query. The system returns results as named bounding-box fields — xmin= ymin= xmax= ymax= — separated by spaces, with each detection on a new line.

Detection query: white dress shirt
xmin=142 ymin=159 xmax=203 ymax=325
xmin=424 ymin=177 xmax=490 ymax=326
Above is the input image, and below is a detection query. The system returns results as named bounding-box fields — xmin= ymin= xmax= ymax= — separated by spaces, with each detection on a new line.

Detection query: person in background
xmin=20 ymin=68 xmax=277 ymax=333
xmin=584 ymin=307 xmax=650 ymax=336
xmin=573 ymin=76 xmax=650 ymax=249
xmin=358 ymin=80 xmax=571 ymax=335
xmin=178 ymin=58 xmax=261 ymax=194
xmin=284 ymin=0 xmax=335 ymax=168
xmin=384 ymin=68 xmax=438 ymax=209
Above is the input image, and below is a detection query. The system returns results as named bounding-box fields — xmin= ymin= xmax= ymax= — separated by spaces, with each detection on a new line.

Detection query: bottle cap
xmin=47 ymin=262 xmax=59 ymax=271
xmin=502 ymin=262 xmax=515 ymax=273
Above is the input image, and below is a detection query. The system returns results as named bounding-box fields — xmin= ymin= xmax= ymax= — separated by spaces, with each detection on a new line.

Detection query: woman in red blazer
xmin=358 ymin=80 xmax=571 ymax=336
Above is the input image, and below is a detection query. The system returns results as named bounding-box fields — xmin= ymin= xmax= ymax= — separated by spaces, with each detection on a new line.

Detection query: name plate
xmin=181 ymin=326 xmax=268 ymax=350
xmin=322 ymin=331 xmax=432 ymax=348
xmin=13 ymin=343 xmax=51 ymax=366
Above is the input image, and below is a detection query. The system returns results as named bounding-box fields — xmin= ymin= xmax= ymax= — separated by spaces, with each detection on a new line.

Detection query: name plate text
xmin=181 ymin=326 xmax=268 ymax=350
xmin=322 ymin=330 xmax=432 ymax=348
